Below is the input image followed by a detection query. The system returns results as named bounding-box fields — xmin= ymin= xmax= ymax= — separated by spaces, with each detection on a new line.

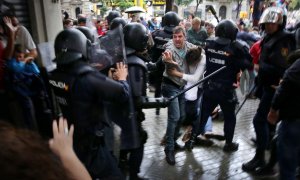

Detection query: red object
xmin=97 ymin=27 xmax=106 ymax=36
xmin=250 ymin=40 xmax=261 ymax=65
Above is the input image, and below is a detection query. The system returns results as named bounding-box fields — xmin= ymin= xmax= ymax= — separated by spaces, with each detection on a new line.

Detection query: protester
xmin=161 ymin=26 xmax=197 ymax=165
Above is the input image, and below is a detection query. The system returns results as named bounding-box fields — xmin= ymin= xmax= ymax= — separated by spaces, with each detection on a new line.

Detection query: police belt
xmin=162 ymin=77 xmax=184 ymax=89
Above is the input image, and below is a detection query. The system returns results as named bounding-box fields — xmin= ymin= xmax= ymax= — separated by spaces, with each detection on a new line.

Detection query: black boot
xmin=242 ymin=149 xmax=265 ymax=172
xmin=185 ymin=134 xmax=196 ymax=151
xmin=164 ymin=149 xmax=175 ymax=165
xmin=254 ymin=165 xmax=277 ymax=177
xmin=223 ymin=142 xmax=239 ymax=152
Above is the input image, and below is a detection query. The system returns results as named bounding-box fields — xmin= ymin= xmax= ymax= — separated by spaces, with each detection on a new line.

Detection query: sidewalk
xmin=137 ymin=91 xmax=278 ymax=180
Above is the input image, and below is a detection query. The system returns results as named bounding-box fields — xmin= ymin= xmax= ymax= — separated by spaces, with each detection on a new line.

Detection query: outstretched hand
xmin=49 ymin=117 xmax=74 ymax=158
xmin=3 ymin=16 xmax=17 ymax=35
xmin=49 ymin=118 xmax=92 ymax=180
xmin=113 ymin=62 xmax=128 ymax=81
xmin=162 ymin=50 xmax=173 ymax=63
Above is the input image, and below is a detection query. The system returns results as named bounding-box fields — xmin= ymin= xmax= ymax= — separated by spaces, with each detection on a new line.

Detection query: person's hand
xmin=24 ymin=56 xmax=34 ymax=63
xmin=108 ymin=68 xmax=117 ymax=80
xmin=114 ymin=62 xmax=128 ymax=81
xmin=267 ymin=108 xmax=279 ymax=125
xmin=162 ymin=50 xmax=173 ymax=63
xmin=3 ymin=16 xmax=17 ymax=36
xmin=49 ymin=117 xmax=74 ymax=158
xmin=167 ymin=68 xmax=182 ymax=78
xmin=271 ymin=79 xmax=282 ymax=89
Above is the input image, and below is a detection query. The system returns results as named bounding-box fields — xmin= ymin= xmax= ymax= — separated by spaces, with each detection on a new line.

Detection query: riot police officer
xmin=49 ymin=28 xmax=129 ymax=179
xmin=185 ymin=20 xmax=253 ymax=151
xmin=151 ymin=11 xmax=181 ymax=62
xmin=149 ymin=11 xmax=181 ymax=115
xmin=106 ymin=10 xmax=121 ymax=28
xmin=242 ymin=7 xmax=296 ymax=172
xmin=110 ymin=17 xmax=127 ymax=30
xmin=119 ymin=22 xmax=169 ymax=179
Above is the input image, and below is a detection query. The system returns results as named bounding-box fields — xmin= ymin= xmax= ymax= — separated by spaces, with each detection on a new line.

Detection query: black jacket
xmin=271 ymin=58 xmax=300 ymax=120
xmin=258 ymin=30 xmax=296 ymax=86
xmin=49 ymin=61 xmax=130 ymax=155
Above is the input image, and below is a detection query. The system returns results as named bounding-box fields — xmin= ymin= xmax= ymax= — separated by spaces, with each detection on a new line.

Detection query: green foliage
xmin=102 ymin=0 xmax=134 ymax=10
xmin=100 ymin=6 xmax=108 ymax=16
xmin=117 ymin=0 xmax=134 ymax=10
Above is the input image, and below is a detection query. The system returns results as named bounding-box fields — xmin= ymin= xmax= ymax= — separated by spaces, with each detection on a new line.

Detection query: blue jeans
xmin=278 ymin=120 xmax=300 ymax=180
xmin=205 ymin=116 xmax=213 ymax=133
xmin=162 ymin=83 xmax=186 ymax=151
xmin=186 ymin=91 xmax=213 ymax=133
xmin=253 ymin=86 xmax=275 ymax=150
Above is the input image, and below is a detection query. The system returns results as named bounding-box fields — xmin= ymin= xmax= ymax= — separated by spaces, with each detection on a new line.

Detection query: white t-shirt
xmin=15 ymin=25 xmax=36 ymax=53
xmin=182 ymin=51 xmax=206 ymax=101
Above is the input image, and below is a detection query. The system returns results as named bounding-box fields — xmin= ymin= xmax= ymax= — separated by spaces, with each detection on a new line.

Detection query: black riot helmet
xmin=215 ymin=19 xmax=238 ymax=44
xmin=123 ymin=23 xmax=149 ymax=52
xmin=54 ymin=28 xmax=88 ymax=65
xmin=76 ymin=26 xmax=101 ymax=62
xmin=76 ymin=26 xmax=95 ymax=43
xmin=110 ymin=17 xmax=127 ymax=30
xmin=161 ymin=11 xmax=181 ymax=32
xmin=106 ymin=10 xmax=121 ymax=26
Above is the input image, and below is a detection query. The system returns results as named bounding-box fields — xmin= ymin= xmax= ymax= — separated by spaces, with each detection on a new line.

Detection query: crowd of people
xmin=0 ymin=2 xmax=300 ymax=180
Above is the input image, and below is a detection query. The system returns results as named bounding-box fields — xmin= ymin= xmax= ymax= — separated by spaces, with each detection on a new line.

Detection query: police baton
xmin=168 ymin=66 xmax=227 ymax=101
xmin=235 ymin=84 xmax=256 ymax=116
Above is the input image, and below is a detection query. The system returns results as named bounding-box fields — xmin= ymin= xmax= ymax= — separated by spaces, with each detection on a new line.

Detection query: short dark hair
xmin=173 ymin=26 xmax=186 ymax=37
xmin=14 ymin=44 xmax=22 ymax=54
xmin=78 ymin=17 xmax=86 ymax=24
xmin=186 ymin=47 xmax=202 ymax=65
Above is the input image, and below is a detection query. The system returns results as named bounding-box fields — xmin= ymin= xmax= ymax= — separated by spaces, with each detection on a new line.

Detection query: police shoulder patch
xmin=281 ymin=48 xmax=289 ymax=57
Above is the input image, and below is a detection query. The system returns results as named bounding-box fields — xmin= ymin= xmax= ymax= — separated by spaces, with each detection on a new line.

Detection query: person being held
xmin=166 ymin=47 xmax=207 ymax=142
xmin=167 ymin=47 xmax=224 ymax=144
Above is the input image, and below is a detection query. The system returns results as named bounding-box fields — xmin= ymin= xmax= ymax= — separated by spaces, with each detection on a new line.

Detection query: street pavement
xmin=134 ymin=90 xmax=278 ymax=180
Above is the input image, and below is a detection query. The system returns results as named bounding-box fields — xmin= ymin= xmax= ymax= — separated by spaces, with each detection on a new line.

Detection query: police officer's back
xmin=186 ymin=20 xmax=253 ymax=152
xmin=49 ymin=28 xmax=129 ymax=179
